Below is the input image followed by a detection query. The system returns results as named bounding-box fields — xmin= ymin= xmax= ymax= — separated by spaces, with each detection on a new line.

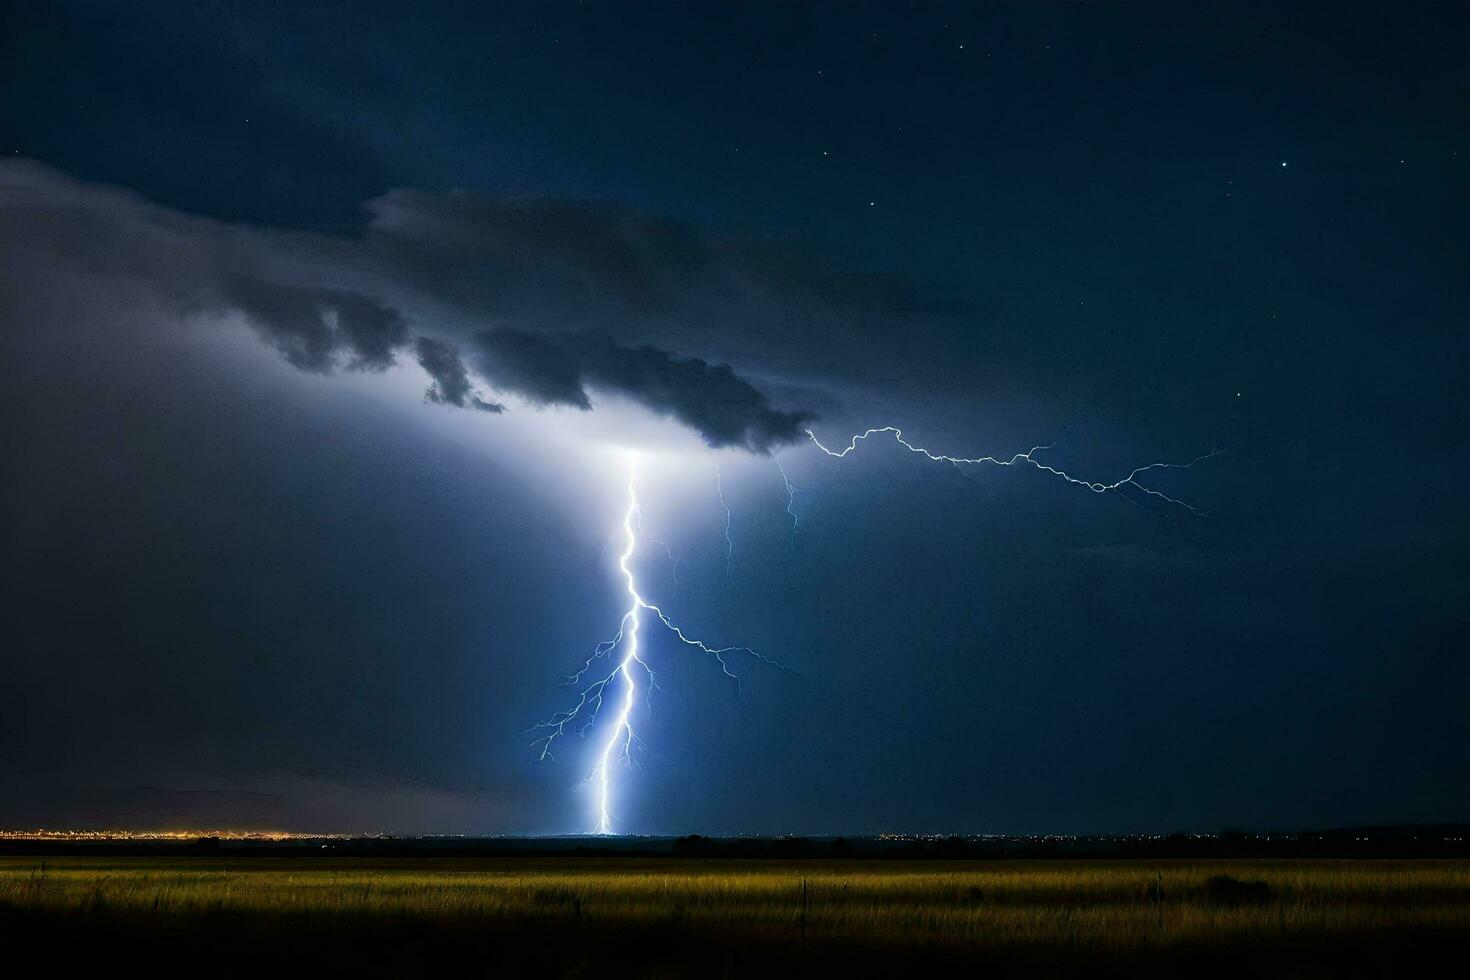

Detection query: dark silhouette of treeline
xmin=4 ymin=825 xmax=1468 ymax=859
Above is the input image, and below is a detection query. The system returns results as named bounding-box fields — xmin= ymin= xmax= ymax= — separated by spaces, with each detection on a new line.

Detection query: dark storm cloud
xmin=366 ymin=190 xmax=712 ymax=311
xmin=568 ymin=334 xmax=815 ymax=453
xmin=473 ymin=329 xmax=815 ymax=452
xmin=3 ymin=160 xmax=931 ymax=449
xmin=360 ymin=188 xmax=972 ymax=397
xmin=224 ymin=278 xmax=408 ymax=373
xmin=413 ymin=335 xmax=503 ymax=412
xmin=473 ymin=328 xmax=591 ymax=409
xmin=365 ymin=189 xmax=959 ymax=317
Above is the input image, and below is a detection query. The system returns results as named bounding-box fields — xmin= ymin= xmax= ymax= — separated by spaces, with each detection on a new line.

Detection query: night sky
xmin=2 ymin=2 xmax=1467 ymax=835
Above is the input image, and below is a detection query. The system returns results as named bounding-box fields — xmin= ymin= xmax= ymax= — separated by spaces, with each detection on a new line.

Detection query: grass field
xmin=3 ymin=857 xmax=1468 ymax=976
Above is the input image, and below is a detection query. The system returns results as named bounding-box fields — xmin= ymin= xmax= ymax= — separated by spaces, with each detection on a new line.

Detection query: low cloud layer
xmin=2 ymin=160 xmax=979 ymax=454
xmin=225 ymin=278 xmax=409 ymax=374
xmin=415 ymin=336 xmax=504 ymax=412
xmin=474 ymin=330 xmax=812 ymax=451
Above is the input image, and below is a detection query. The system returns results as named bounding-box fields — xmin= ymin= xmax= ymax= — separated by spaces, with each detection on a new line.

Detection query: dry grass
xmin=3 ymin=857 xmax=1468 ymax=975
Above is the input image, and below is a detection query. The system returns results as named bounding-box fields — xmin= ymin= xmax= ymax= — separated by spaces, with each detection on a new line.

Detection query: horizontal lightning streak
xmin=806 ymin=426 xmax=1226 ymax=517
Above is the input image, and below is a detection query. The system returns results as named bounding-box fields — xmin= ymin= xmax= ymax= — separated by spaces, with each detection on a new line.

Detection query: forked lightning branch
xmin=533 ymin=426 xmax=1227 ymax=834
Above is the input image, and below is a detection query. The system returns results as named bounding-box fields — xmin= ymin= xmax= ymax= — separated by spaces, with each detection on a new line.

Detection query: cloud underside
xmin=474 ymin=330 xmax=812 ymax=452
xmin=223 ymin=285 xmax=802 ymax=448
xmin=1 ymin=161 xmax=970 ymax=452
xmin=414 ymin=336 xmax=504 ymax=412
xmin=226 ymin=278 xmax=409 ymax=374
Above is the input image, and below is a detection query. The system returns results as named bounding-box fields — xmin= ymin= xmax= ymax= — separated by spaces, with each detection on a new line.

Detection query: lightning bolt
xmin=530 ymin=451 xmax=780 ymax=834
xmin=715 ymin=465 xmax=734 ymax=577
xmin=533 ymin=424 xmax=1225 ymax=834
xmin=806 ymin=426 xmax=1228 ymax=517
xmin=773 ymin=456 xmax=806 ymax=551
